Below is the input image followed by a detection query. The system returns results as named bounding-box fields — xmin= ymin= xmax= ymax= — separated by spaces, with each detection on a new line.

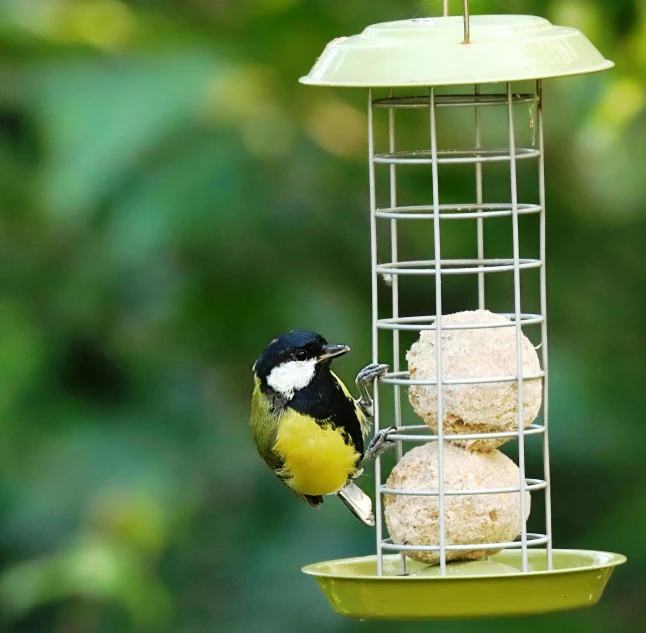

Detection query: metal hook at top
xmin=462 ymin=0 xmax=471 ymax=44
xmin=443 ymin=1 xmax=471 ymax=44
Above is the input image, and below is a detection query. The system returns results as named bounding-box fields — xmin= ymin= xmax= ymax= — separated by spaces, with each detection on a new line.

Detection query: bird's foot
xmin=362 ymin=426 xmax=398 ymax=463
xmin=356 ymin=362 xmax=389 ymax=387
xmin=355 ymin=363 xmax=389 ymax=418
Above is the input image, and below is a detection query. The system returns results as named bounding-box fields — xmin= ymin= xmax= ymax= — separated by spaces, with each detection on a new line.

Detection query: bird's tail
xmin=336 ymin=481 xmax=375 ymax=526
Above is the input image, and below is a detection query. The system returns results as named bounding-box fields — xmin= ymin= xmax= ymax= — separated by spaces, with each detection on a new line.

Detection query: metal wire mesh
xmin=368 ymin=80 xmax=552 ymax=577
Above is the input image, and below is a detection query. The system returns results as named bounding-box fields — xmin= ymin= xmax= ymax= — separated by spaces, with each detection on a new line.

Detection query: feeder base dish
xmin=302 ymin=549 xmax=625 ymax=620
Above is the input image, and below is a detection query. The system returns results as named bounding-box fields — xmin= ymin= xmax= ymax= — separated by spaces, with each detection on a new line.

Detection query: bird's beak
xmin=317 ymin=344 xmax=350 ymax=362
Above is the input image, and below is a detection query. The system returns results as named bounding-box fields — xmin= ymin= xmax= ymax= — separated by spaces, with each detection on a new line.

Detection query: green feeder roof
xmin=300 ymin=15 xmax=614 ymax=87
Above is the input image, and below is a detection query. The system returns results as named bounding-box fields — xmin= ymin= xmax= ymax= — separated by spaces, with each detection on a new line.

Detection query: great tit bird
xmin=250 ymin=330 xmax=394 ymax=525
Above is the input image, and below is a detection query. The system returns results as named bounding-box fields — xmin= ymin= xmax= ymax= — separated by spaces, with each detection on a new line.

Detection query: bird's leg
xmin=355 ymin=362 xmax=389 ymax=418
xmin=362 ymin=426 xmax=398 ymax=463
xmin=355 ymin=362 xmax=396 ymax=466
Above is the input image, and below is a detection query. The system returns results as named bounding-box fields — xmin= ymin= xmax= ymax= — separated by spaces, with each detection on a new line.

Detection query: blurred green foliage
xmin=0 ymin=0 xmax=644 ymax=631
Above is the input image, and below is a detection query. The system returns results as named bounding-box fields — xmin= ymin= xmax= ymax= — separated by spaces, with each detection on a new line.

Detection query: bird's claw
xmin=363 ymin=426 xmax=398 ymax=463
xmin=355 ymin=362 xmax=389 ymax=418
xmin=356 ymin=362 xmax=389 ymax=387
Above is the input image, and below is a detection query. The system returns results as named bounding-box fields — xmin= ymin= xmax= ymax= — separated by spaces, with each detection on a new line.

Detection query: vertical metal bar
xmin=368 ymin=88 xmax=384 ymax=576
xmin=430 ymin=87 xmax=446 ymax=575
xmin=443 ymin=0 xmax=449 ymax=16
xmin=463 ymin=0 xmax=471 ymax=43
xmin=507 ymin=82 xmax=529 ymax=573
xmin=475 ymin=84 xmax=485 ymax=309
xmin=388 ymin=88 xmax=406 ymax=575
xmin=537 ymin=79 xmax=553 ymax=570
xmin=388 ymin=91 xmax=402 ymax=462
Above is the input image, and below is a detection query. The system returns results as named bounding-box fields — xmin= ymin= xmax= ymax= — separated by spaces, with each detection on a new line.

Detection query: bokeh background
xmin=0 ymin=0 xmax=644 ymax=631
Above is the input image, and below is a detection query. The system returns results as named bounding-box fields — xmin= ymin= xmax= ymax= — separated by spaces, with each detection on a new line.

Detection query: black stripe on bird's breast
xmin=288 ymin=370 xmax=365 ymax=457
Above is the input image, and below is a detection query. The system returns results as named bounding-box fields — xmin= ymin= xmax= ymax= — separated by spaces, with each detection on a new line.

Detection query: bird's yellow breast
xmin=273 ymin=409 xmax=360 ymax=496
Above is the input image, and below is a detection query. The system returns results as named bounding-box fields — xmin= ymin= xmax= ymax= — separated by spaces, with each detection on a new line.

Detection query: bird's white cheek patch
xmin=267 ymin=359 xmax=317 ymax=397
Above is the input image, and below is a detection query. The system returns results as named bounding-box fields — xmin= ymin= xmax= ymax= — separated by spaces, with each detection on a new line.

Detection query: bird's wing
xmin=330 ymin=371 xmax=372 ymax=438
xmin=250 ymin=377 xmax=284 ymax=472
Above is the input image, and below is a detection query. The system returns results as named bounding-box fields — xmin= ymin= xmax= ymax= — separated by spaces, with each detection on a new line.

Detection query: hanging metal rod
xmin=442 ymin=1 xmax=470 ymax=43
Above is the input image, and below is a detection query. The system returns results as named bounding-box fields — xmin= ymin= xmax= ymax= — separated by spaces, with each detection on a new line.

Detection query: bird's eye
xmin=294 ymin=350 xmax=307 ymax=361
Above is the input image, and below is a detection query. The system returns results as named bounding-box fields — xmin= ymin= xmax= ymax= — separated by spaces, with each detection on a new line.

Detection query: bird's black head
xmin=253 ymin=330 xmax=349 ymax=397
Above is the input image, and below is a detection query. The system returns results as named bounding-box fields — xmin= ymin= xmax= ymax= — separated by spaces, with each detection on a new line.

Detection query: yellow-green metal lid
xmin=300 ymin=15 xmax=614 ymax=87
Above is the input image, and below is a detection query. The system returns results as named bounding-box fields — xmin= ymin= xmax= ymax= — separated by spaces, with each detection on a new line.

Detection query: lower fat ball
xmin=384 ymin=442 xmax=531 ymax=565
xmin=407 ymin=310 xmax=543 ymax=451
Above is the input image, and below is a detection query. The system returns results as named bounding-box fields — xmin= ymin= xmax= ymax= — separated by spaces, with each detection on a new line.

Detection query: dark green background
xmin=0 ymin=0 xmax=643 ymax=631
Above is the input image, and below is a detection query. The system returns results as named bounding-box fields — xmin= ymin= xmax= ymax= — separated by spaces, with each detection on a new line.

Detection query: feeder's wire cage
xmin=300 ymin=0 xmax=625 ymax=621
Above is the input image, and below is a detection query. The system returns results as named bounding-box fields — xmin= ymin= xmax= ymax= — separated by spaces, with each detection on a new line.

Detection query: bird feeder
xmin=299 ymin=1 xmax=625 ymax=620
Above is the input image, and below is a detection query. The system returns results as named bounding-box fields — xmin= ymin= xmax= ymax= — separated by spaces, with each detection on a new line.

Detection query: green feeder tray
xmin=303 ymin=550 xmax=626 ymax=620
